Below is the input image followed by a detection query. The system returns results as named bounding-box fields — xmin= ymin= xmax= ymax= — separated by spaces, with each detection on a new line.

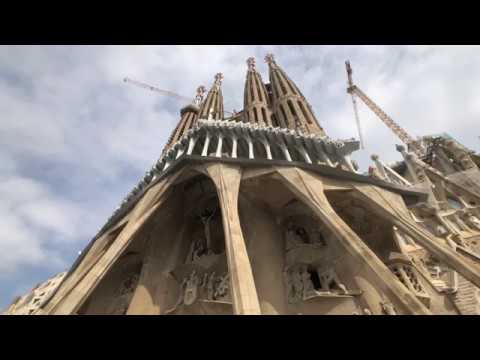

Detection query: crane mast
xmin=345 ymin=61 xmax=423 ymax=156
xmin=345 ymin=61 xmax=365 ymax=149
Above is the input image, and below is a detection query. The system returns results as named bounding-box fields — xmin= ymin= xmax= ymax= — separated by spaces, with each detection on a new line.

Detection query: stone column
xmin=274 ymin=166 xmax=431 ymax=315
xmin=205 ymin=163 xmax=261 ymax=315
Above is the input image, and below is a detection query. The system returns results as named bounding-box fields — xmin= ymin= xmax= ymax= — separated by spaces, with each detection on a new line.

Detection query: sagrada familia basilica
xmin=4 ymin=54 xmax=480 ymax=315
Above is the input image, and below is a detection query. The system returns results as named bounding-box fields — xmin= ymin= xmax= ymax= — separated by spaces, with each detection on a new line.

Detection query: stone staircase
xmin=452 ymin=275 xmax=480 ymax=315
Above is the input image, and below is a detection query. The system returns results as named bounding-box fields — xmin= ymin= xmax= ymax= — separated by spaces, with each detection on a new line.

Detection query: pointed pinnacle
xmin=214 ymin=73 xmax=224 ymax=86
xmin=264 ymin=53 xmax=275 ymax=65
xmin=247 ymin=57 xmax=256 ymax=71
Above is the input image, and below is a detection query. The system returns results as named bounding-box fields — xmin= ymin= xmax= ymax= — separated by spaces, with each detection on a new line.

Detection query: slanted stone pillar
xmin=45 ymin=171 xmax=184 ymax=314
xmin=351 ymin=184 xmax=480 ymax=289
xmin=204 ymin=163 xmax=261 ymax=315
xmin=274 ymin=166 xmax=431 ymax=315
xmin=126 ymin=196 xmax=185 ymax=314
xmin=239 ymin=196 xmax=287 ymax=314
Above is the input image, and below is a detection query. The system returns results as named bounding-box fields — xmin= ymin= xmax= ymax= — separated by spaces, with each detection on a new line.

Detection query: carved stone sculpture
xmin=318 ymin=268 xmax=347 ymax=294
xmin=213 ymin=273 xmax=230 ymax=300
xmin=301 ymin=267 xmax=317 ymax=299
xmin=443 ymin=139 xmax=477 ymax=170
xmin=183 ymin=270 xmax=199 ymax=306
xmin=381 ymin=301 xmax=397 ymax=315
xmin=465 ymin=213 xmax=480 ymax=231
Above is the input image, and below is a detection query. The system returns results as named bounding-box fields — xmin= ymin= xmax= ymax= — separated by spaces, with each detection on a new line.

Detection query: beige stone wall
xmin=22 ymin=162 xmax=480 ymax=315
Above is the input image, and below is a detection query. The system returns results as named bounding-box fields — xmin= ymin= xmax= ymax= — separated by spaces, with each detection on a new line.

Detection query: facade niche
xmin=166 ymin=176 xmax=232 ymax=314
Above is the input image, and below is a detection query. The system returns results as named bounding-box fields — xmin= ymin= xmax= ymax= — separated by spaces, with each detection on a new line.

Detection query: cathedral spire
xmin=199 ymin=73 xmax=224 ymax=120
xmin=163 ymin=86 xmax=205 ymax=154
xmin=243 ymin=57 xmax=273 ymax=126
xmin=265 ymin=54 xmax=325 ymax=136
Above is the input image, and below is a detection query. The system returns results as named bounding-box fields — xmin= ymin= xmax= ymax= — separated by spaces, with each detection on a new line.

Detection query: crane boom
xmin=124 ymin=77 xmax=193 ymax=103
xmin=124 ymin=77 xmax=234 ymax=116
xmin=345 ymin=61 xmax=423 ymax=156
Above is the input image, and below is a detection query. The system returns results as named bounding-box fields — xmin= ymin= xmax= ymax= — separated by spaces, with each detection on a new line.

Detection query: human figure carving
xmin=287 ymin=268 xmax=304 ymax=303
xmin=214 ymin=273 xmax=230 ymax=300
xmin=207 ymin=272 xmax=216 ymax=300
xmin=199 ymin=205 xmax=217 ymax=254
xmin=301 ymin=267 xmax=316 ymax=299
xmin=318 ymin=268 xmax=347 ymax=294
xmin=184 ymin=270 xmax=199 ymax=306
xmin=465 ymin=213 xmax=480 ymax=231
xmin=381 ymin=301 xmax=397 ymax=315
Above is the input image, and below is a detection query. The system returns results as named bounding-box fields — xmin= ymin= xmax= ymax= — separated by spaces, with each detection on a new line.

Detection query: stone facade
xmin=4 ymin=55 xmax=480 ymax=315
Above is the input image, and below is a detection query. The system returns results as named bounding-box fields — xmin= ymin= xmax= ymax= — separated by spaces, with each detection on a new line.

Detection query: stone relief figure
xmin=285 ymin=223 xmax=310 ymax=248
xmin=381 ymin=301 xmax=397 ymax=315
xmin=173 ymin=270 xmax=231 ymax=309
xmin=285 ymin=220 xmax=326 ymax=250
xmin=213 ymin=273 xmax=230 ymax=300
xmin=433 ymin=223 xmax=449 ymax=237
xmin=286 ymin=265 xmax=348 ymax=304
xmin=317 ymin=268 xmax=347 ymax=295
xmin=183 ymin=270 xmax=199 ymax=306
xmin=465 ymin=213 xmax=480 ymax=231
xmin=443 ymin=139 xmax=477 ymax=170
xmin=187 ymin=237 xmax=210 ymax=263
xmin=206 ymin=272 xmax=216 ymax=300
xmin=301 ymin=267 xmax=317 ymax=299
xmin=286 ymin=268 xmax=304 ymax=304
xmin=186 ymin=204 xmax=220 ymax=264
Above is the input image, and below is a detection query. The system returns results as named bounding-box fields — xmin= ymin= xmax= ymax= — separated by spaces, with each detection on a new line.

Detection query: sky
xmin=1 ymin=45 xmax=480 ymax=310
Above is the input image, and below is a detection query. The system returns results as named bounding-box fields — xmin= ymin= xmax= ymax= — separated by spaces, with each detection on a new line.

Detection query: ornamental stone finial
xmin=265 ymin=53 xmax=275 ymax=65
xmin=195 ymin=85 xmax=207 ymax=104
xmin=247 ymin=57 xmax=256 ymax=71
xmin=214 ymin=73 xmax=224 ymax=86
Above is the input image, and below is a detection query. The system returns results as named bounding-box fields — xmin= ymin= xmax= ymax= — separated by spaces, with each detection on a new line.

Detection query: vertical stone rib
xmin=205 ymin=163 xmax=261 ymax=314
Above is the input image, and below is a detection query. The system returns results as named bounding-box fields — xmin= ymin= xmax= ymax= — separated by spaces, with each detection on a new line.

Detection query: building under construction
xmin=4 ymin=54 xmax=480 ymax=315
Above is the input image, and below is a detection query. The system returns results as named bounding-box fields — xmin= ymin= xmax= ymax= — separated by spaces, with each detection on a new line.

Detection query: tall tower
xmin=7 ymin=54 xmax=480 ymax=316
xmin=198 ymin=73 xmax=224 ymax=120
xmin=243 ymin=57 xmax=273 ymax=126
xmin=162 ymin=85 xmax=206 ymax=155
xmin=265 ymin=54 xmax=325 ymax=136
